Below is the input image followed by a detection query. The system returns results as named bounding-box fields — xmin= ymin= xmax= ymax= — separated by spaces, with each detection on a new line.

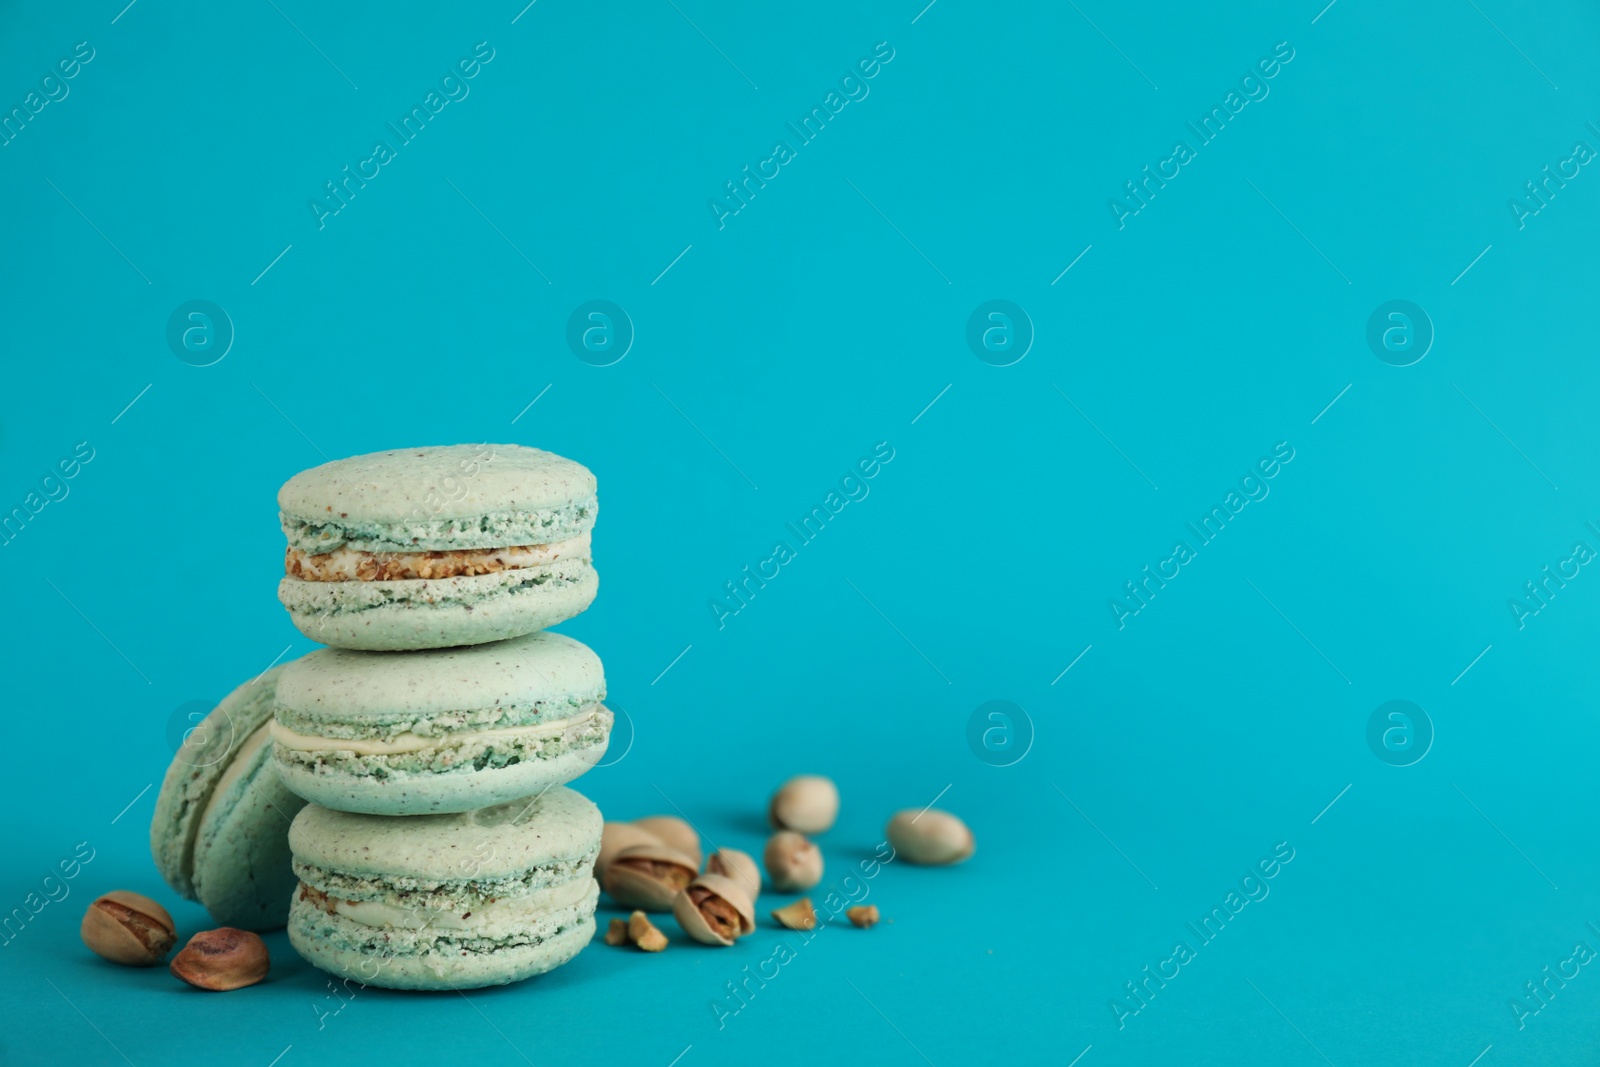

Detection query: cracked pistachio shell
xmin=601 ymin=843 xmax=698 ymax=911
xmin=81 ymin=891 xmax=177 ymax=966
xmin=596 ymin=822 xmax=664 ymax=879
xmin=673 ymin=873 xmax=756 ymax=946
xmin=768 ymin=775 xmax=840 ymax=835
xmin=886 ymin=809 xmax=974 ymax=865
xmin=631 ymin=816 xmax=701 ymax=868
xmin=763 ymin=831 xmax=823 ymax=892
xmin=706 ymin=847 xmax=761 ymax=901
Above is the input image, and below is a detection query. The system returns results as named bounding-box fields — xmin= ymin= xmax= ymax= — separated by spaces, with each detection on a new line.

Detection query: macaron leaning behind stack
xmin=150 ymin=664 xmax=309 ymax=931
xmin=276 ymin=444 xmax=598 ymax=651
xmin=271 ymin=631 xmax=611 ymax=816
xmin=287 ymin=786 xmax=602 ymax=990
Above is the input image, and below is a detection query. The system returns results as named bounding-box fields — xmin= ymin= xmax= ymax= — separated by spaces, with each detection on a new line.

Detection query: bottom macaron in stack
xmin=286 ymin=786 xmax=602 ymax=990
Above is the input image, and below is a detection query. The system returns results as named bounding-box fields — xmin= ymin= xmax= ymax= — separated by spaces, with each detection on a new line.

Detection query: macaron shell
xmin=190 ymin=726 xmax=308 ymax=930
xmin=277 ymin=444 xmax=595 ymax=527
xmin=278 ymin=563 xmax=597 ymax=651
xmin=287 ymin=895 xmax=596 ymax=991
xmin=150 ymin=665 xmax=286 ymax=900
xmin=276 ymin=630 xmax=604 ymax=724
xmin=289 ymin=786 xmax=602 ymax=881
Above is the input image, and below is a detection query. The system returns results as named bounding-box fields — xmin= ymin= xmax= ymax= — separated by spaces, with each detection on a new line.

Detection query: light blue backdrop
xmin=3 ymin=1 xmax=1599 ymax=1064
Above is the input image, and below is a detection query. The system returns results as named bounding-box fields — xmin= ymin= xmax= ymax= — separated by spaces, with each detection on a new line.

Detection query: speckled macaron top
xmin=290 ymin=787 xmax=602 ymax=883
xmin=273 ymin=631 xmax=604 ymax=737
xmin=278 ymin=444 xmax=597 ymax=554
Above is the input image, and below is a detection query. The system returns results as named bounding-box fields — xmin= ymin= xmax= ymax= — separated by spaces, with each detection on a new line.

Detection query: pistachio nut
xmin=631 ymin=816 xmax=702 ymax=868
xmin=770 ymin=898 xmax=817 ymax=931
xmin=169 ymin=928 xmax=270 ymax=990
xmin=763 ymin=830 xmax=823 ymax=892
xmin=886 ymin=809 xmax=974 ymax=865
xmin=627 ymin=910 xmax=668 ymax=952
xmin=673 ymin=873 xmax=756 ymax=947
xmin=602 ymin=843 xmax=698 ymax=911
xmin=604 ymin=917 xmax=630 ymax=946
xmin=705 ymin=847 xmax=762 ymax=901
xmin=596 ymin=822 xmax=664 ymax=879
xmin=81 ymin=891 xmax=177 ymax=966
xmin=768 ymin=775 xmax=840 ymax=835
xmin=847 ymin=904 xmax=880 ymax=929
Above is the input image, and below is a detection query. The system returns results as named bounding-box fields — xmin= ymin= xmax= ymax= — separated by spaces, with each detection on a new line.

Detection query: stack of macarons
xmin=151 ymin=444 xmax=612 ymax=990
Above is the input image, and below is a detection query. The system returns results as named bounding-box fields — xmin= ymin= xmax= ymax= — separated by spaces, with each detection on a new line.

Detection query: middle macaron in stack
xmin=271 ymin=631 xmax=611 ymax=816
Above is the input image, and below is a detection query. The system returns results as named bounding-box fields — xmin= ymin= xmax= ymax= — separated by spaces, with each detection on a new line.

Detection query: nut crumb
xmin=846 ymin=905 xmax=879 ymax=929
xmin=628 ymin=910 xmax=668 ymax=952
xmin=771 ymin=898 xmax=817 ymax=931
xmin=604 ymin=918 xmax=629 ymax=946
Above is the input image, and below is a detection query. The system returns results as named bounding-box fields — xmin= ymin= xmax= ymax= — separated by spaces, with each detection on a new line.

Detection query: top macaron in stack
xmin=276 ymin=443 xmax=598 ymax=652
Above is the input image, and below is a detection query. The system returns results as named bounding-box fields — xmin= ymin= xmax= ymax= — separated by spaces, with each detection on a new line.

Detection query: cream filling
xmin=271 ymin=709 xmax=600 ymax=756
xmin=197 ymin=722 xmax=273 ymax=831
xmin=331 ymin=877 xmax=593 ymax=931
xmin=287 ymin=532 xmax=590 ymax=582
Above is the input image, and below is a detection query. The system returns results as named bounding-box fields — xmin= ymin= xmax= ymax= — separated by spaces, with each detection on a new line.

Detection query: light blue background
xmin=3 ymin=1 xmax=1599 ymax=1064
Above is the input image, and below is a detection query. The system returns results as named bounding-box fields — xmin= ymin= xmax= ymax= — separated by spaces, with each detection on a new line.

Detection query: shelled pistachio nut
xmin=602 ymin=843 xmax=698 ymax=911
xmin=674 ymin=873 xmax=756 ymax=946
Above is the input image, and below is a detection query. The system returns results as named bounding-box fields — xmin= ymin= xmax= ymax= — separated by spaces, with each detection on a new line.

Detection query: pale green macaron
xmin=150 ymin=665 xmax=309 ymax=930
xmin=287 ymin=786 xmax=602 ymax=990
xmin=276 ymin=443 xmax=598 ymax=651
xmin=271 ymin=631 xmax=611 ymax=816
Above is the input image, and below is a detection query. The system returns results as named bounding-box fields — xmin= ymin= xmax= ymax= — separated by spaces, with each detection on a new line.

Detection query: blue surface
xmin=3 ymin=1 xmax=1598 ymax=1064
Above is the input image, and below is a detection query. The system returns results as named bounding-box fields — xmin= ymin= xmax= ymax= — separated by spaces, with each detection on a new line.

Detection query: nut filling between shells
xmin=286 ymin=532 xmax=590 ymax=582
